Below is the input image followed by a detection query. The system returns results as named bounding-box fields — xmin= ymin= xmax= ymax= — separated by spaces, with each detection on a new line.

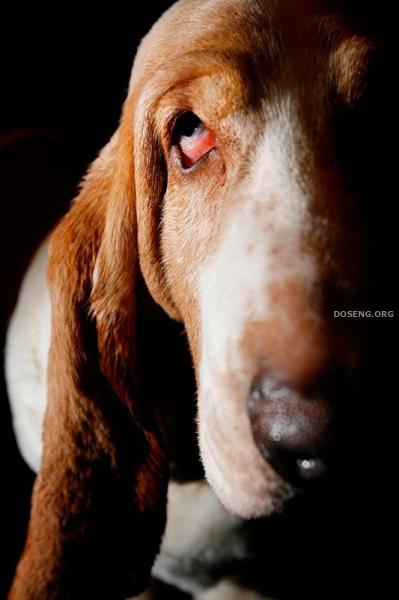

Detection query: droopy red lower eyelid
xmin=178 ymin=127 xmax=217 ymax=168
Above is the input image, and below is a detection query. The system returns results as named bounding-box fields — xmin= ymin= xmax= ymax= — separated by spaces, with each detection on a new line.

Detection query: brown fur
xmin=9 ymin=1 xmax=388 ymax=597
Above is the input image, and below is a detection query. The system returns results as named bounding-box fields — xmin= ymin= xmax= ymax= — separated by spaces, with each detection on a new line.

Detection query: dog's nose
xmin=248 ymin=375 xmax=334 ymax=485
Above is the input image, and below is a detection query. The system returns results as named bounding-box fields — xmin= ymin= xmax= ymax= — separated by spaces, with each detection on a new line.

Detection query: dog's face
xmin=125 ymin=0 xmax=390 ymax=518
xmin=10 ymin=1 xmax=395 ymax=597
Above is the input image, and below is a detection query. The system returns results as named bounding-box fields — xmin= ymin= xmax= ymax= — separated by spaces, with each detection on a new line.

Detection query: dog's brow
xmin=135 ymin=51 xmax=252 ymax=98
xmin=133 ymin=51 xmax=251 ymax=130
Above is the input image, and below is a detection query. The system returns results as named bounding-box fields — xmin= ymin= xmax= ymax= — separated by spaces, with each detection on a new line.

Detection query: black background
xmin=0 ymin=2 xmax=395 ymax=599
xmin=0 ymin=2 xmax=175 ymax=146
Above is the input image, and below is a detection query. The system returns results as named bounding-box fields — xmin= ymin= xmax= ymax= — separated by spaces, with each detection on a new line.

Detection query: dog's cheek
xmin=160 ymin=183 xmax=220 ymax=320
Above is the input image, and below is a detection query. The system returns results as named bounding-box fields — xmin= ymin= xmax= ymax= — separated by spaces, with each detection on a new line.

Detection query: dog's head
xmin=114 ymin=0 xmax=391 ymax=517
xmin=12 ymin=1 xmax=395 ymax=597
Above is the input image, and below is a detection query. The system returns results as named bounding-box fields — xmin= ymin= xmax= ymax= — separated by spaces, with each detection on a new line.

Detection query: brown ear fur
xmin=9 ymin=97 xmax=169 ymax=600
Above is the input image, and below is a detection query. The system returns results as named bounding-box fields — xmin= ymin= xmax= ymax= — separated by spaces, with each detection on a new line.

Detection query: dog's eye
xmin=173 ymin=112 xmax=216 ymax=169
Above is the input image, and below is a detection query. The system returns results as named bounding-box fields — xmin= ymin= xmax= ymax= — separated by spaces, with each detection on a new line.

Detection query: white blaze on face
xmin=197 ymin=100 xmax=319 ymax=517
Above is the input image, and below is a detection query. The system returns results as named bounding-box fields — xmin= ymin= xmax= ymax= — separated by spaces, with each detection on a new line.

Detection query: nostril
xmin=248 ymin=376 xmax=333 ymax=485
xmin=297 ymin=458 xmax=327 ymax=481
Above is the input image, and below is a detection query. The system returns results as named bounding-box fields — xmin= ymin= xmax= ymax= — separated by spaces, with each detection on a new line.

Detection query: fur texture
xmin=6 ymin=1 xmax=393 ymax=598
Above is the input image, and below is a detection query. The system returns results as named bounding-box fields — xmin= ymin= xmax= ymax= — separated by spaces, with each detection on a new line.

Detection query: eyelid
xmin=171 ymin=143 xmax=215 ymax=174
xmin=165 ymin=110 xmax=217 ymax=171
xmin=178 ymin=126 xmax=217 ymax=168
xmin=167 ymin=110 xmax=195 ymax=144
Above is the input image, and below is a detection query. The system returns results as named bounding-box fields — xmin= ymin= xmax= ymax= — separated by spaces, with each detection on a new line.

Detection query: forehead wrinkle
xmin=131 ymin=48 xmax=274 ymax=125
xmin=155 ymin=70 xmax=246 ymax=129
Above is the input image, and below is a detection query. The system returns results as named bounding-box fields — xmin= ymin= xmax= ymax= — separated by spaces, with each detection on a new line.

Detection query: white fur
xmin=5 ymin=240 xmax=51 ymax=472
xmin=144 ymin=481 xmax=275 ymax=599
xmin=153 ymin=480 xmax=241 ymax=594
xmin=196 ymin=581 xmax=275 ymax=600
xmin=198 ymin=97 xmax=318 ymax=518
xmin=132 ymin=579 xmax=274 ymax=600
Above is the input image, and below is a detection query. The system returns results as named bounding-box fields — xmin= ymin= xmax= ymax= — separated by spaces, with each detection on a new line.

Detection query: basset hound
xmin=5 ymin=1 xmax=395 ymax=598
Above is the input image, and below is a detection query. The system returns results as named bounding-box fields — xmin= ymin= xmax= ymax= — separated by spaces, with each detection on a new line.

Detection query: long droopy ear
xmin=9 ymin=96 xmax=169 ymax=600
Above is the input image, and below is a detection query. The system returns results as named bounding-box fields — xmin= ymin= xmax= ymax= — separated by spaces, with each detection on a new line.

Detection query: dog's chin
xmin=198 ymin=418 xmax=294 ymax=519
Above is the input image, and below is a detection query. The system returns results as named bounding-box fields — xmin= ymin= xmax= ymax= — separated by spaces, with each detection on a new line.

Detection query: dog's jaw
xmin=198 ymin=385 xmax=292 ymax=518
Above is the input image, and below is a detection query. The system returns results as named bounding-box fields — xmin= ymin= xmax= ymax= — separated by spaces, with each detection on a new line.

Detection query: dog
xmin=5 ymin=1 xmax=395 ymax=598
